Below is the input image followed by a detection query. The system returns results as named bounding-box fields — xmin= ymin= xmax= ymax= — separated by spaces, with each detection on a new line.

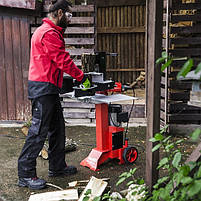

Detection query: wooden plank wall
xmin=0 ymin=10 xmax=31 ymax=120
xmin=161 ymin=0 xmax=201 ymax=125
xmin=96 ymin=1 xmax=146 ymax=84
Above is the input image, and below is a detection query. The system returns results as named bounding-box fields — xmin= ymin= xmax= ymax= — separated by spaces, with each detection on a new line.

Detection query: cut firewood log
xmin=68 ymin=178 xmax=110 ymax=187
xmin=28 ymin=189 xmax=78 ymax=201
xmin=78 ymin=176 xmax=108 ymax=201
xmin=21 ymin=125 xmax=29 ymax=136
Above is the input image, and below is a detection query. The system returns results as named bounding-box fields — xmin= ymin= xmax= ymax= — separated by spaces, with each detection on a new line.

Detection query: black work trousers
xmin=18 ymin=94 xmax=66 ymax=178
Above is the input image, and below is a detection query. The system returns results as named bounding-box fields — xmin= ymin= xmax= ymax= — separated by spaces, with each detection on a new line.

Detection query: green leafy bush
xmin=156 ymin=51 xmax=201 ymax=78
xmin=83 ymin=126 xmax=201 ymax=201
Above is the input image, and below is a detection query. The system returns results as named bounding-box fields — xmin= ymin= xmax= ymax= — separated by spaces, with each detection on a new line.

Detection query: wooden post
xmin=145 ymin=0 xmax=163 ymax=190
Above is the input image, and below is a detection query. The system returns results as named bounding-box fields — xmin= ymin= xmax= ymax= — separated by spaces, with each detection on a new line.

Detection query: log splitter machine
xmin=73 ymin=52 xmax=138 ymax=171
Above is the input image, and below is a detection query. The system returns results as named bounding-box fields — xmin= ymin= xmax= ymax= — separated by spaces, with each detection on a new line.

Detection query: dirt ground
xmin=0 ymin=123 xmax=198 ymax=201
xmin=0 ymin=125 xmax=147 ymax=201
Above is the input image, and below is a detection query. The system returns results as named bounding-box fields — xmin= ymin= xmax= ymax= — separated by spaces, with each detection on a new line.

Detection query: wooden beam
xmin=0 ymin=0 xmax=42 ymax=10
xmin=145 ymin=0 xmax=163 ymax=190
xmin=95 ymin=0 xmax=146 ymax=7
xmin=66 ymin=48 xmax=94 ymax=56
xmin=171 ymin=14 xmax=201 ymax=23
xmin=65 ymin=38 xmax=94 ymax=45
xmin=97 ymin=26 xmax=145 ymax=34
xmin=171 ymin=2 xmax=201 ymax=10
xmin=170 ymin=37 xmax=201 ymax=45
xmin=43 ymin=5 xmax=95 ymax=13
xmin=183 ymin=142 xmax=201 ymax=165
xmin=106 ymin=68 xmax=144 ymax=72
xmin=171 ymin=25 xmax=201 ymax=34
xmin=70 ymin=17 xmax=94 ymax=24
xmin=36 ymin=17 xmax=95 ymax=25
xmin=65 ymin=27 xmax=95 ymax=34
xmin=32 ymin=26 xmax=95 ymax=35
xmin=170 ymin=48 xmax=201 ymax=57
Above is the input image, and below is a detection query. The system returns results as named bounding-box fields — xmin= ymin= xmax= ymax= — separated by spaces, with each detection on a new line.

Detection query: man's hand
xmin=79 ymin=75 xmax=91 ymax=91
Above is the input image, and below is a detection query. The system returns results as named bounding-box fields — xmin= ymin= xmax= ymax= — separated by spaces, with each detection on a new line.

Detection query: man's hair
xmin=48 ymin=0 xmax=72 ymax=17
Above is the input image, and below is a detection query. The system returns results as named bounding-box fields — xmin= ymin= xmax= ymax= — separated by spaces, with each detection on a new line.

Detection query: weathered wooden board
xmin=0 ymin=0 xmax=38 ymax=10
xmin=171 ymin=25 xmax=201 ymax=34
xmin=0 ymin=16 xmax=7 ymax=120
xmin=171 ymin=2 xmax=201 ymax=10
xmin=171 ymin=37 xmax=201 ymax=45
xmin=170 ymin=49 xmax=201 ymax=57
xmin=43 ymin=5 xmax=95 ymax=13
xmin=28 ymin=189 xmax=78 ymax=201
xmin=171 ymin=14 xmax=201 ymax=23
xmin=78 ymin=176 xmax=108 ymax=201
xmin=96 ymin=0 xmax=146 ymax=7
xmin=64 ymin=38 xmax=94 ymax=45
xmin=63 ymin=111 xmax=95 ymax=119
xmin=65 ymin=27 xmax=95 ymax=34
xmin=97 ymin=26 xmax=145 ymax=34
xmin=161 ymin=88 xmax=190 ymax=101
xmin=4 ymin=16 xmax=16 ymax=120
xmin=66 ymin=48 xmax=94 ymax=56
xmin=185 ymin=142 xmax=201 ymax=164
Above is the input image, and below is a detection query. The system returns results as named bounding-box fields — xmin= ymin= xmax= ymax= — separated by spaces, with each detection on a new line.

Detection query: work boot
xmin=48 ymin=165 xmax=77 ymax=177
xmin=18 ymin=177 xmax=46 ymax=190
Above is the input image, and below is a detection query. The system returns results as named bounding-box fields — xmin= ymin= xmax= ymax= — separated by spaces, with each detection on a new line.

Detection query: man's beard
xmin=57 ymin=15 xmax=68 ymax=30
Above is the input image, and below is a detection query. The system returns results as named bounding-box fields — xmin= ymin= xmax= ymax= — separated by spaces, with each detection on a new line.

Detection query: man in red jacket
xmin=18 ymin=0 xmax=90 ymax=190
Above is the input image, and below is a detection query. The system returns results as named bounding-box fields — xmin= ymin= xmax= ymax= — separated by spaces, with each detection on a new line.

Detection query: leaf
xmin=160 ymin=125 xmax=169 ymax=134
xmin=93 ymin=197 xmax=101 ymax=201
xmin=127 ymin=181 xmax=135 ymax=186
xmin=162 ymin=51 xmax=168 ymax=58
xmin=119 ymin=172 xmax=129 ymax=178
xmin=172 ymin=152 xmax=181 ymax=168
xmin=165 ymin=143 xmax=174 ymax=151
xmin=131 ymin=191 xmax=137 ymax=196
xmin=196 ymin=165 xmax=201 ymax=178
xmin=149 ymin=137 xmax=157 ymax=142
xmin=156 ymin=57 xmax=166 ymax=65
xmin=188 ymin=179 xmax=201 ymax=197
xmin=116 ymin=177 xmax=126 ymax=186
xmin=195 ymin=62 xmax=201 ymax=74
xmin=85 ymin=189 xmax=91 ymax=195
xmin=130 ymin=168 xmax=137 ymax=175
xmin=157 ymin=157 xmax=168 ymax=169
xmin=102 ymin=193 xmax=111 ymax=200
xmin=152 ymin=143 xmax=161 ymax=152
xmin=181 ymin=176 xmax=193 ymax=185
xmin=154 ymin=177 xmax=169 ymax=189
xmin=191 ymin=128 xmax=201 ymax=141
xmin=137 ymin=178 xmax=145 ymax=185
xmin=175 ymin=139 xmax=184 ymax=144
xmin=176 ymin=59 xmax=193 ymax=79
xmin=180 ymin=165 xmax=190 ymax=176
xmin=83 ymin=196 xmax=90 ymax=201
xmin=154 ymin=133 xmax=164 ymax=141
xmin=161 ymin=59 xmax=173 ymax=72
xmin=162 ymin=136 xmax=171 ymax=143
xmin=174 ymin=172 xmax=183 ymax=186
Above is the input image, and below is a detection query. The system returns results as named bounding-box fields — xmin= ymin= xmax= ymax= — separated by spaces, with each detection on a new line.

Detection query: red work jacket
xmin=28 ymin=18 xmax=84 ymax=99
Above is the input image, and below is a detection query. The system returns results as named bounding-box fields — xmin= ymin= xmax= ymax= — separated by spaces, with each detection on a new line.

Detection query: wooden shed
xmin=0 ymin=0 xmax=43 ymax=121
xmin=161 ymin=0 xmax=201 ymax=129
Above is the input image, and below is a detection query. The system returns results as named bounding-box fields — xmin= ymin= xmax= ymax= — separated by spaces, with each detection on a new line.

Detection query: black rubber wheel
xmin=123 ymin=147 xmax=138 ymax=164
